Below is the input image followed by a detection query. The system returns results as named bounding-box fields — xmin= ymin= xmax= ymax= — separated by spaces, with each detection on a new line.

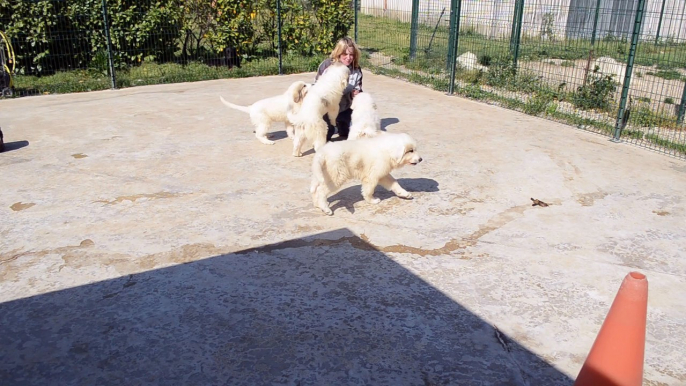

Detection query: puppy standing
xmin=348 ymin=92 xmax=381 ymax=140
xmin=310 ymin=132 xmax=423 ymax=215
xmin=219 ymin=80 xmax=310 ymax=145
xmin=288 ymin=62 xmax=350 ymax=157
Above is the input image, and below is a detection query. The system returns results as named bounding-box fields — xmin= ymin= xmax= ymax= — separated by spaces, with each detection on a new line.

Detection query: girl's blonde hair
xmin=330 ymin=37 xmax=361 ymax=69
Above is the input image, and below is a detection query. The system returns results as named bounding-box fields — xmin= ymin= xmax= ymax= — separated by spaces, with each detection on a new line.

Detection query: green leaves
xmin=0 ymin=0 xmax=353 ymax=75
xmin=1 ymin=0 xmax=179 ymax=75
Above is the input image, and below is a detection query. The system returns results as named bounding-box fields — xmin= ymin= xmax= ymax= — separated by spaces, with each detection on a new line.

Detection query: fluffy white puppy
xmin=310 ymin=132 xmax=423 ymax=215
xmin=289 ymin=62 xmax=350 ymax=157
xmin=348 ymin=92 xmax=381 ymax=140
xmin=219 ymin=80 xmax=311 ymax=145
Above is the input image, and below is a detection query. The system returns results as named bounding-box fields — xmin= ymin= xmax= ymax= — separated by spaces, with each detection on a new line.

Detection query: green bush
xmin=205 ymin=0 xmax=255 ymax=56
xmin=1 ymin=0 xmax=352 ymax=77
xmin=1 ymin=0 xmax=180 ymax=75
xmin=1 ymin=0 xmax=74 ymax=75
xmin=251 ymin=0 xmax=353 ymax=57
xmin=484 ymin=58 xmax=516 ymax=89
xmin=523 ymin=94 xmax=550 ymax=116
xmin=571 ymin=72 xmax=617 ymax=111
xmin=311 ymin=0 xmax=354 ymax=54
xmin=483 ymin=57 xmax=543 ymax=93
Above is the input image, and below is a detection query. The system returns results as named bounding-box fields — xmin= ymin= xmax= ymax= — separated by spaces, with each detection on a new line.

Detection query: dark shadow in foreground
xmin=0 ymin=229 xmax=573 ymax=386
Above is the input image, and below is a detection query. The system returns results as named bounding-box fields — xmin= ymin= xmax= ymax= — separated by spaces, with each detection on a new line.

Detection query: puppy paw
xmin=368 ymin=197 xmax=381 ymax=205
xmin=320 ymin=207 xmax=333 ymax=215
xmin=397 ymin=191 xmax=413 ymax=199
xmin=259 ymin=139 xmax=275 ymax=145
xmin=292 ymin=152 xmax=303 ymax=157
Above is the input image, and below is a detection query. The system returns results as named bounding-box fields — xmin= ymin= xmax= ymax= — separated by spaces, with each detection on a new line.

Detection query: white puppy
xmin=289 ymin=62 xmax=350 ymax=157
xmin=219 ymin=80 xmax=311 ymax=145
xmin=310 ymin=132 xmax=423 ymax=215
xmin=348 ymin=92 xmax=381 ymax=140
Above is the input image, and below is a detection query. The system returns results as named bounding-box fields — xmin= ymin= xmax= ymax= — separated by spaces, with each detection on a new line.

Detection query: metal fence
xmin=359 ymin=0 xmax=686 ymax=158
xmin=1 ymin=0 xmax=685 ymax=158
xmin=0 ymin=0 xmax=354 ymax=95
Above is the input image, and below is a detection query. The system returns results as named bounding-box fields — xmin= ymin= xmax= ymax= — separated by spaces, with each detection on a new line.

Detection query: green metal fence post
xmin=509 ymin=0 xmax=521 ymax=54
xmin=655 ymin=0 xmax=666 ymax=45
xmin=613 ymin=0 xmax=646 ymax=142
xmin=447 ymin=0 xmax=462 ymax=94
xmin=591 ymin=0 xmax=601 ymax=45
xmin=277 ymin=0 xmax=282 ymax=75
xmin=446 ymin=0 xmax=459 ymax=72
xmin=511 ymin=0 xmax=524 ymax=69
xmin=354 ymin=0 xmax=359 ymax=42
xmin=101 ymin=0 xmax=116 ymax=89
xmin=677 ymin=82 xmax=686 ymax=125
xmin=409 ymin=0 xmax=419 ymax=59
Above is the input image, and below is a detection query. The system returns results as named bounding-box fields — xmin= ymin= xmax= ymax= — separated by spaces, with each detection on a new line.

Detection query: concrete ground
xmin=1 ymin=71 xmax=684 ymax=385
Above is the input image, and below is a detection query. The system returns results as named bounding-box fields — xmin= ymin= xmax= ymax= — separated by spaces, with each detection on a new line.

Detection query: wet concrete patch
xmin=10 ymin=202 xmax=35 ymax=211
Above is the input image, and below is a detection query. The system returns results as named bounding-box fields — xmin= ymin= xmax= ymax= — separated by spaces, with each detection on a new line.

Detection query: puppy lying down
xmin=310 ymin=132 xmax=423 ymax=215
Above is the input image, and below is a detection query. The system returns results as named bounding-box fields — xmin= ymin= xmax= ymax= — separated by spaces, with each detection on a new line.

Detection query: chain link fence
xmin=1 ymin=0 xmax=685 ymax=158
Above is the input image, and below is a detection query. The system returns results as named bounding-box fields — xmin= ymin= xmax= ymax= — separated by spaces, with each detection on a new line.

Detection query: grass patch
xmin=366 ymin=65 xmax=450 ymax=92
xmin=645 ymin=69 xmax=685 ymax=81
xmin=645 ymin=133 xmax=686 ymax=154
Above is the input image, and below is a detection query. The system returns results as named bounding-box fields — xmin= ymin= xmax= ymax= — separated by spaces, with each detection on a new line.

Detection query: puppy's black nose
xmin=418 ymin=157 xmax=423 ymax=163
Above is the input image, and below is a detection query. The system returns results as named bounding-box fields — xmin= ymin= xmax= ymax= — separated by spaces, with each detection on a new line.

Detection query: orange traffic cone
xmin=574 ymin=271 xmax=648 ymax=386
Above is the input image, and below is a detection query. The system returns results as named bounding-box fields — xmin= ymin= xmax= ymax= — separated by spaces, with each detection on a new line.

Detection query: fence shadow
xmin=0 ymin=229 xmax=573 ymax=385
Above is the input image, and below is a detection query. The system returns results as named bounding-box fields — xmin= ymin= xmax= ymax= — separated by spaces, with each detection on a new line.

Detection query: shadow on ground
xmin=330 ymin=178 xmax=440 ymax=214
xmin=1 ymin=140 xmax=29 ymax=153
xmin=381 ymin=117 xmax=399 ymax=130
xmin=0 ymin=229 xmax=573 ymax=385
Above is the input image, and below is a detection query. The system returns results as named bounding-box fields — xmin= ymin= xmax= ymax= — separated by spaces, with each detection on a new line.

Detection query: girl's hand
xmin=352 ymin=90 xmax=360 ymax=97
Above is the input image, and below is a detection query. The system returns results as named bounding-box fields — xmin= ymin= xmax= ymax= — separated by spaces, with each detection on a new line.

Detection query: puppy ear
xmin=295 ymin=84 xmax=308 ymax=103
xmin=393 ymin=138 xmax=408 ymax=165
xmin=392 ymin=134 xmax=416 ymax=165
xmin=292 ymin=83 xmax=306 ymax=103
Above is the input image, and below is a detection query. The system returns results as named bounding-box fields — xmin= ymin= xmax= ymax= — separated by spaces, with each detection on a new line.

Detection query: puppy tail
xmin=219 ymin=95 xmax=250 ymax=113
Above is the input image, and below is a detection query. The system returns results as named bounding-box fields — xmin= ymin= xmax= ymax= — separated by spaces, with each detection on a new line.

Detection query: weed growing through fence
xmin=645 ymin=133 xmax=686 ymax=154
xmin=571 ymin=72 xmax=618 ymax=111
xmin=630 ymin=104 xmax=679 ymax=129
